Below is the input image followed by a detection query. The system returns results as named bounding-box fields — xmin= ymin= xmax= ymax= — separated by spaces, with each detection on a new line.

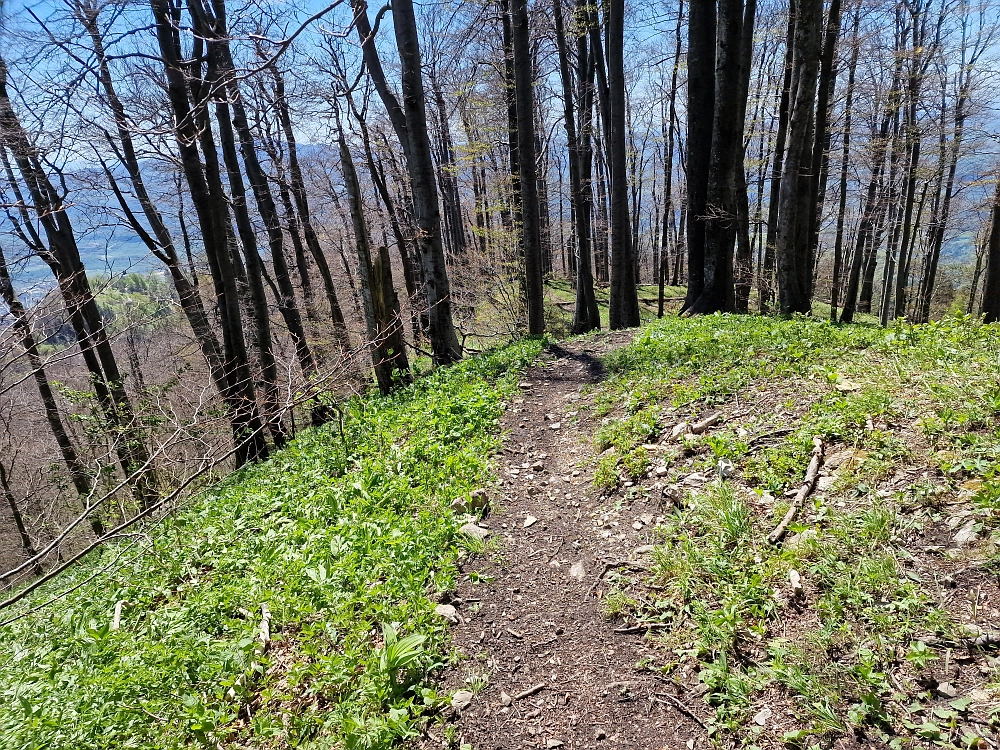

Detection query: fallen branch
xmin=748 ymin=427 xmax=794 ymax=448
xmin=513 ymin=682 xmax=547 ymax=700
xmin=258 ymin=603 xmax=272 ymax=654
xmin=613 ymin=622 xmax=670 ymax=634
xmin=921 ymin=626 xmax=1000 ymax=650
xmin=767 ymin=437 xmax=825 ymax=545
xmin=690 ymin=412 xmax=722 ymax=435
xmin=653 ymin=692 xmax=708 ymax=730
xmin=112 ymin=600 xmax=126 ymax=630
xmin=587 ymin=560 xmax=650 ymax=595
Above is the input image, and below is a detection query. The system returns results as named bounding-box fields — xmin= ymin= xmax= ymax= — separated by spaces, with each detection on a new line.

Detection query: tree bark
xmin=733 ymin=0 xmax=757 ymax=313
xmin=982 ymin=175 xmax=1000 ymax=324
xmin=0 ymin=59 xmax=159 ymax=507
xmin=149 ymin=0 xmax=267 ymax=466
xmin=336 ymin=103 xmax=410 ymax=394
xmin=78 ymin=1 xmax=230 ymax=410
xmin=0 ymin=245 xmax=101 ymax=536
xmin=510 ymin=0 xmax=545 ymax=334
xmin=500 ymin=0 xmax=523 ymax=263
xmin=687 ymin=0 xmax=748 ymax=314
xmin=206 ymin=31 xmax=322 ymax=426
xmin=805 ymin=0 xmax=842 ymax=303
xmin=759 ymin=2 xmax=795 ymax=312
xmin=916 ymin=66 xmax=970 ymax=323
xmin=660 ymin=1 xmax=684 ymax=317
xmin=606 ymin=0 xmax=640 ymax=327
xmin=390 ymin=0 xmax=463 ymax=363
xmin=0 ymin=462 xmax=40 ymax=572
xmin=267 ymin=61 xmax=349 ymax=340
xmin=554 ymin=0 xmax=600 ymax=333
xmin=683 ymin=0 xmax=716 ymax=311
xmin=429 ymin=67 xmax=468 ymax=259
xmin=829 ymin=7 xmax=860 ymax=322
xmin=775 ymin=0 xmax=822 ymax=315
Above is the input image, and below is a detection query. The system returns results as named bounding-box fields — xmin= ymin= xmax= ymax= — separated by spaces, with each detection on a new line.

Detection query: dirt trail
xmin=435 ymin=333 xmax=704 ymax=750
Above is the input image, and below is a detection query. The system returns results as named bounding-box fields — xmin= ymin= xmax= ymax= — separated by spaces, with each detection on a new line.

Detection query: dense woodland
xmin=1 ymin=0 xmax=999 ymax=578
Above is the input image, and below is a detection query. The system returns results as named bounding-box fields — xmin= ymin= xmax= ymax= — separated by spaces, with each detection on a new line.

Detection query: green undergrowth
xmin=0 ymin=338 xmax=543 ymax=750
xmin=591 ymin=313 xmax=1000 ymax=748
xmin=651 ymin=483 xmax=948 ymax=744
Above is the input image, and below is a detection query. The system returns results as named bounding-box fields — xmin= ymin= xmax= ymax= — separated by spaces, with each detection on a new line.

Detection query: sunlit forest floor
xmin=2 ymin=311 xmax=999 ymax=749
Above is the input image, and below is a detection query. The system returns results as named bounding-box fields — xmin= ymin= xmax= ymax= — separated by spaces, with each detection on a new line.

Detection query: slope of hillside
xmin=440 ymin=314 xmax=1000 ymax=750
xmin=0 ymin=339 xmax=542 ymax=749
xmin=4 ymin=313 xmax=1000 ymax=750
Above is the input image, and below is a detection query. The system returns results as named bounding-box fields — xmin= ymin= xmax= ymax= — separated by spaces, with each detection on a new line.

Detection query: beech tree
xmin=983 ymin=174 xmax=1000 ymax=324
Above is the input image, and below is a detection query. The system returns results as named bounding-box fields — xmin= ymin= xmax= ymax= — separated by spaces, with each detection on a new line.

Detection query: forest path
xmin=432 ymin=331 xmax=703 ymax=750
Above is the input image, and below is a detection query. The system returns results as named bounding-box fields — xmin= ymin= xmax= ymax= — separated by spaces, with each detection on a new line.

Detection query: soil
xmin=433 ymin=332 xmax=707 ymax=750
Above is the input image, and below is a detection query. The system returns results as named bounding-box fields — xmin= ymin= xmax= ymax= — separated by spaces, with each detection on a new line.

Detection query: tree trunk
xmin=429 ymin=68 xmax=468 ymax=259
xmin=983 ymin=175 xmax=1000 ymax=324
xmin=150 ymin=0 xmax=267 ymax=466
xmin=500 ymin=0 xmax=523 ymax=262
xmin=363 ymin=108 xmax=424 ymax=344
xmin=213 ymin=97 xmax=287 ymax=448
xmin=660 ymin=0 xmax=684 ymax=317
xmin=510 ymin=0 xmax=545 ymax=334
xmin=267 ymin=62 xmax=349 ymax=340
xmin=391 ymin=0 xmax=463 ymax=362
xmin=606 ymin=0 xmax=640 ymax=328
xmin=353 ymin=0 xmax=460 ymax=363
xmin=79 ymin=2 xmax=231 ymax=411
xmin=775 ymin=0 xmax=822 ymax=315
xmin=840 ymin=52 xmax=899 ymax=323
xmin=336 ymin=104 xmax=410 ymax=394
xmin=0 ymin=463 xmax=39 ymax=573
xmin=371 ymin=242 xmax=411 ymax=387
xmin=0 ymin=59 xmax=159 ymax=506
xmin=593 ymin=136 xmax=611 ymax=284
xmin=683 ymin=0 xmax=716 ymax=311
xmin=886 ymin=6 xmax=932 ymax=323
xmin=829 ymin=7 xmax=860 ymax=322
xmin=554 ymin=0 xmax=600 ymax=333
xmin=805 ymin=0 xmax=842 ymax=302
xmin=733 ymin=0 xmax=757 ymax=314
xmin=759 ymin=2 xmax=795 ymax=312
xmin=916 ymin=73 xmax=970 ymax=323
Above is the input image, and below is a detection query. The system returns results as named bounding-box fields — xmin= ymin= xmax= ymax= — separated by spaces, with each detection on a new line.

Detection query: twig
xmin=587 ymin=560 xmax=650 ymax=595
xmin=546 ymin=536 xmax=565 ymax=563
xmin=529 ymin=636 xmax=558 ymax=650
xmin=123 ymin=703 xmax=170 ymax=723
xmin=951 ymin=559 xmax=998 ymax=578
xmin=767 ymin=437 xmax=824 ymax=545
xmin=258 ymin=603 xmax=272 ymax=654
xmin=690 ymin=412 xmax=722 ymax=435
xmin=613 ymin=622 xmax=670 ymax=634
xmin=920 ymin=628 xmax=1000 ymax=649
xmin=748 ymin=427 xmax=794 ymax=447
xmin=653 ymin=692 xmax=708 ymax=730
xmin=513 ymin=682 xmax=547 ymax=700
xmin=112 ymin=600 xmax=126 ymax=630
